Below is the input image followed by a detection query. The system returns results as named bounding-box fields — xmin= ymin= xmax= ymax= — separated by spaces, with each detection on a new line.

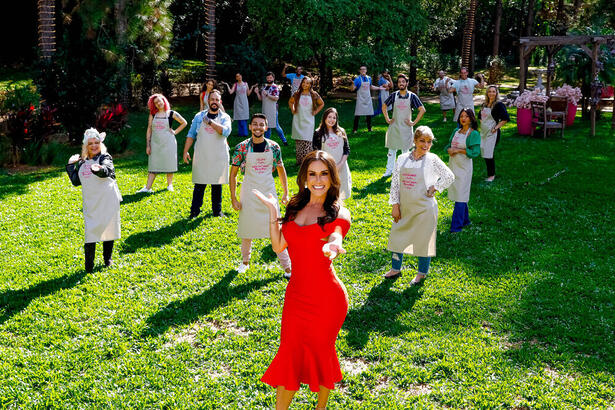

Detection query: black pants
xmin=353 ymin=115 xmax=372 ymax=132
xmin=191 ymin=183 xmax=222 ymax=216
xmin=84 ymin=240 xmax=114 ymax=272
xmin=484 ymin=133 xmax=500 ymax=177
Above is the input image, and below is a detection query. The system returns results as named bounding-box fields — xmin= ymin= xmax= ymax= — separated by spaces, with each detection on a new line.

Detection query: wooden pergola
xmin=518 ymin=35 xmax=615 ymax=136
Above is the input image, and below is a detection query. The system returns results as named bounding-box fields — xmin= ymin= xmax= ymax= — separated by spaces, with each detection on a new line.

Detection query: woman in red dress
xmin=254 ymin=150 xmax=351 ymax=409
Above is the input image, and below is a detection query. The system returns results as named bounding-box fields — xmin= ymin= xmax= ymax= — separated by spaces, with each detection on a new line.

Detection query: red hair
xmin=147 ymin=94 xmax=170 ymax=115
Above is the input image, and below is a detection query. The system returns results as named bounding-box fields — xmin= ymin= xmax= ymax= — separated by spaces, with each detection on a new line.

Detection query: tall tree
xmin=461 ymin=0 xmax=478 ymax=72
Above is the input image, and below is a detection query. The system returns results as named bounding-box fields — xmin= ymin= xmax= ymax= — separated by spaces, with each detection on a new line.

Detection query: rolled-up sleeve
xmin=219 ymin=114 xmax=232 ymax=137
xmin=187 ymin=112 xmax=203 ymax=139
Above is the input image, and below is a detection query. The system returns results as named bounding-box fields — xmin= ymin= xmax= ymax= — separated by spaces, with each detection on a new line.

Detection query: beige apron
xmin=192 ymin=114 xmax=230 ymax=185
xmin=480 ymin=107 xmax=497 ymax=159
xmin=385 ymin=92 xmax=413 ymax=151
xmin=435 ymin=77 xmax=455 ymax=110
xmin=79 ymin=158 xmax=122 ymax=243
xmin=355 ymin=77 xmax=374 ymax=116
xmin=233 ymin=83 xmax=250 ymax=121
xmin=237 ymin=151 xmax=278 ymax=239
xmin=291 ymin=94 xmax=314 ymax=141
xmin=261 ymin=87 xmax=277 ymax=128
xmin=322 ymin=133 xmax=352 ymax=200
xmin=291 ymin=76 xmax=303 ymax=95
xmin=387 ymin=155 xmax=437 ymax=256
xmin=453 ymin=79 xmax=476 ymax=121
xmin=447 ymin=129 xmax=473 ymax=203
xmin=148 ymin=113 xmax=177 ymax=173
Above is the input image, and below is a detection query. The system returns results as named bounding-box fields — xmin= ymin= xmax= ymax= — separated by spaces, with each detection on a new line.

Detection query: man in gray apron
xmin=229 ymin=114 xmax=292 ymax=278
xmin=282 ymin=63 xmax=305 ymax=95
xmin=433 ymin=70 xmax=455 ymax=122
xmin=183 ymin=90 xmax=232 ymax=218
xmin=255 ymin=72 xmax=288 ymax=145
xmin=449 ymin=67 xmax=485 ymax=121
xmin=351 ymin=65 xmax=386 ymax=133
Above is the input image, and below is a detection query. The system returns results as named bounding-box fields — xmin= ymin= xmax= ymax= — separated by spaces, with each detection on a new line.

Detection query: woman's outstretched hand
xmin=252 ymin=189 xmax=278 ymax=211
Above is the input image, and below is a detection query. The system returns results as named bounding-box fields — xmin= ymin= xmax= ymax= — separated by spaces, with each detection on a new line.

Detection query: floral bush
xmin=554 ymin=84 xmax=582 ymax=105
xmin=513 ymin=89 xmax=549 ymax=109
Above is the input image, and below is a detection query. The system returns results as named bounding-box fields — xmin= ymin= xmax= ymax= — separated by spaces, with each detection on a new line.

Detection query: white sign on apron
xmin=149 ymin=113 xmax=177 ymax=173
xmin=78 ymin=158 xmax=122 ymax=243
xmin=387 ymin=155 xmax=437 ymax=256
xmin=291 ymin=94 xmax=315 ymax=141
xmin=447 ymin=129 xmax=473 ymax=203
xmin=238 ymin=150 xmax=278 ymax=238
xmin=385 ymin=92 xmax=414 ymax=151
xmin=355 ymin=77 xmax=374 ymax=116
xmin=192 ymin=114 xmax=230 ymax=185
xmin=322 ymin=133 xmax=352 ymax=200
xmin=233 ymin=83 xmax=250 ymax=121
xmin=480 ymin=107 xmax=498 ymax=159
xmin=261 ymin=87 xmax=277 ymax=128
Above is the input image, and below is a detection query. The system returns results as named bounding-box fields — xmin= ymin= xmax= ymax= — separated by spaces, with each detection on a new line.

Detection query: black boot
xmin=84 ymin=242 xmax=96 ymax=272
xmin=103 ymin=240 xmax=114 ymax=267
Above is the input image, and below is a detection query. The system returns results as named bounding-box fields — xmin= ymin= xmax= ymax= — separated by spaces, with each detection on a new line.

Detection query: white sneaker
xmin=382 ymin=170 xmax=392 ymax=177
xmin=167 ymin=184 xmax=174 ymax=192
xmin=236 ymin=263 xmax=249 ymax=273
xmin=137 ymin=187 xmax=153 ymax=194
xmin=443 ymin=118 xmax=447 ymax=122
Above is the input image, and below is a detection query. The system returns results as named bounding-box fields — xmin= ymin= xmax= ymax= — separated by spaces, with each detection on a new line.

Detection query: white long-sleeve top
xmin=389 ymin=151 xmax=455 ymax=205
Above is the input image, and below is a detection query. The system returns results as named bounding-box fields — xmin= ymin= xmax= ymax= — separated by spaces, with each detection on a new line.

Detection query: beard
xmin=209 ymin=103 xmax=219 ymax=111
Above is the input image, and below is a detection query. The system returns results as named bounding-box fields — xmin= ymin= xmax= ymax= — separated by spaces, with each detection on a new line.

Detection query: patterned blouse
xmin=231 ymin=138 xmax=283 ymax=174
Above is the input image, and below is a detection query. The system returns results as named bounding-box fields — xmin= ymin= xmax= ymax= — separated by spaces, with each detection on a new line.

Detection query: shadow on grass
xmin=0 ymin=168 xmax=63 ymax=200
xmin=141 ymin=269 xmax=276 ymax=338
xmin=0 ymin=269 xmax=89 ymax=326
xmin=121 ymin=217 xmax=202 ymax=254
xmin=352 ymin=176 xmax=390 ymax=199
xmin=343 ymin=278 xmax=422 ymax=350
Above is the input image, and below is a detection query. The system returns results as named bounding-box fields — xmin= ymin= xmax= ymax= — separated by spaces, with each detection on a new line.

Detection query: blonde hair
xmin=483 ymin=85 xmax=500 ymax=108
xmin=414 ymin=125 xmax=435 ymax=142
xmin=81 ymin=141 xmax=108 ymax=159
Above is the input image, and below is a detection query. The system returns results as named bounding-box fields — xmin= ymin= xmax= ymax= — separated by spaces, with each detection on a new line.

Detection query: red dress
xmin=261 ymin=217 xmax=351 ymax=392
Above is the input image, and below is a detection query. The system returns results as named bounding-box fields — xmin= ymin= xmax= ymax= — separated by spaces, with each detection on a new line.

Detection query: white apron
xmin=291 ymin=94 xmax=314 ymax=141
xmin=322 ymin=133 xmax=352 ymax=200
xmin=480 ymin=107 xmax=497 ymax=159
xmin=192 ymin=115 xmax=230 ymax=185
xmin=233 ymin=83 xmax=250 ymax=121
xmin=387 ymin=155 xmax=437 ymax=256
xmin=385 ymin=93 xmax=413 ymax=151
xmin=453 ymin=80 xmax=476 ymax=121
xmin=435 ymin=78 xmax=455 ymax=110
xmin=261 ymin=87 xmax=277 ymax=128
xmin=79 ymin=158 xmax=122 ymax=243
xmin=237 ymin=151 xmax=278 ymax=239
xmin=148 ymin=113 xmax=177 ymax=173
xmin=380 ymin=88 xmax=391 ymax=111
xmin=447 ymin=129 xmax=473 ymax=203
xmin=355 ymin=77 xmax=374 ymax=116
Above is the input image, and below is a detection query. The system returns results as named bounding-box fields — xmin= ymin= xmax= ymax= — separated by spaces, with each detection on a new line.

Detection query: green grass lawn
xmin=1 ymin=96 xmax=614 ymax=408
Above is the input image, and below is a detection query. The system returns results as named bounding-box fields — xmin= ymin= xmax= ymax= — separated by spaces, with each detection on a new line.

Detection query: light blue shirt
xmin=285 ymin=73 xmax=305 ymax=82
xmin=353 ymin=75 xmax=372 ymax=89
xmin=187 ymin=110 xmax=232 ymax=139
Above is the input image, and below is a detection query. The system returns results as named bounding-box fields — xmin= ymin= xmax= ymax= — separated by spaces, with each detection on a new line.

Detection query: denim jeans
xmin=391 ymin=253 xmax=431 ymax=275
xmin=264 ymin=113 xmax=287 ymax=143
xmin=236 ymin=120 xmax=248 ymax=137
xmin=450 ymin=201 xmax=470 ymax=232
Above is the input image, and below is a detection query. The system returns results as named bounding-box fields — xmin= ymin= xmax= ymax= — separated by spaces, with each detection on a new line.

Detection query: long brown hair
xmin=290 ymin=77 xmax=321 ymax=112
xmin=281 ymin=151 xmax=341 ymax=228
xmin=314 ymin=107 xmax=347 ymax=143
xmin=482 ymin=85 xmax=500 ymax=108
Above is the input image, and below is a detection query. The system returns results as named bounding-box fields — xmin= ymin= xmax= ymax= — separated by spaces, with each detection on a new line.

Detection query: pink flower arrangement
xmin=554 ymin=84 xmax=582 ymax=106
xmin=513 ymin=89 xmax=549 ymax=109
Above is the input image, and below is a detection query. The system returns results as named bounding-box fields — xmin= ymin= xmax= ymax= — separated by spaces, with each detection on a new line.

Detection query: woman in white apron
xmin=382 ymin=74 xmax=426 ymax=177
xmin=433 ymin=71 xmax=455 ymax=122
xmin=480 ymin=85 xmax=510 ymax=182
xmin=223 ymin=73 xmax=252 ymax=137
xmin=66 ymin=128 xmax=122 ymax=272
xmin=446 ymin=108 xmax=482 ymax=232
xmin=229 ymin=114 xmax=291 ymax=278
xmin=137 ymin=94 xmax=187 ymax=193
xmin=385 ymin=126 xmax=454 ymax=285
xmin=199 ymin=79 xmax=217 ymax=112
xmin=312 ymin=107 xmax=352 ymax=200
xmin=289 ymin=76 xmax=324 ymax=165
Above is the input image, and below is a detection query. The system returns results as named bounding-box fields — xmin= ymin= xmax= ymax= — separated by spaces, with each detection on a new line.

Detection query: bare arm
xmin=246 ymin=83 xmax=253 ymax=96
xmin=253 ymin=190 xmax=288 ymax=252
xmin=313 ymin=96 xmax=325 ymax=116
xmin=230 ymin=165 xmax=241 ymax=210
xmin=277 ymin=165 xmax=289 ymax=204
xmin=288 ymin=96 xmax=296 ymax=114
xmin=281 ymin=63 xmax=288 ymax=78
xmin=410 ymin=105 xmax=426 ymax=126
xmin=255 ymin=86 xmax=262 ymax=101
xmin=146 ymin=114 xmax=153 ymax=155
xmin=183 ymin=137 xmax=194 ymax=163
xmin=172 ymin=111 xmax=187 ymax=135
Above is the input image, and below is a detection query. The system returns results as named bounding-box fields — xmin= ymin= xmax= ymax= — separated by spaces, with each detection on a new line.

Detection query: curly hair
xmin=147 ymin=94 xmax=170 ymax=115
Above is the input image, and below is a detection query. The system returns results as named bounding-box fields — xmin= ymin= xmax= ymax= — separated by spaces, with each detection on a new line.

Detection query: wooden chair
xmin=547 ymin=96 xmax=568 ymax=123
xmin=531 ymin=101 xmax=565 ymax=138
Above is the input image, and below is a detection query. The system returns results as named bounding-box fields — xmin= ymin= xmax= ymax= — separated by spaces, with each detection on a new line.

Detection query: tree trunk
xmin=115 ymin=0 xmax=130 ymax=105
xmin=318 ymin=53 xmax=333 ymax=95
xmin=461 ymin=0 xmax=478 ymax=70
xmin=525 ymin=0 xmax=535 ymax=36
xmin=409 ymin=40 xmax=418 ymax=88
xmin=492 ymin=0 xmax=502 ymax=57
xmin=38 ymin=0 xmax=55 ymax=60
xmin=204 ymin=0 xmax=216 ymax=79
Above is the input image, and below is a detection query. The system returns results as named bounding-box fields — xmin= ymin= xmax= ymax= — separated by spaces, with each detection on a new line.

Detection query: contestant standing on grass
xmin=66 ymin=128 xmax=122 ymax=272
xmin=229 ymin=114 xmax=292 ymax=278
xmin=289 ymin=76 xmax=324 ymax=165
xmin=183 ymin=90 xmax=232 ymax=218
xmin=384 ymin=126 xmax=454 ymax=284
xmin=445 ymin=109 xmax=481 ymax=232
xmin=374 ymin=69 xmax=393 ymax=116
xmin=449 ymin=67 xmax=485 ymax=121
xmin=223 ymin=73 xmax=252 ymax=137
xmin=199 ymin=79 xmax=219 ymax=112
xmin=282 ymin=63 xmax=305 ymax=95
xmin=255 ymin=150 xmax=351 ymax=410
xmin=137 ymin=94 xmax=187 ymax=193
xmin=312 ymin=107 xmax=352 ymax=200
xmin=254 ymin=72 xmax=288 ymax=145
xmin=479 ymin=85 xmax=509 ymax=182
xmin=433 ymin=70 xmax=455 ymax=122
xmin=382 ymin=74 xmax=426 ymax=177
xmin=351 ymin=65 xmax=386 ymax=133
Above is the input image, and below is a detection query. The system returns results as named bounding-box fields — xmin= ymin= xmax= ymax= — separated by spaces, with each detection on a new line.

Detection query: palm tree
xmin=461 ymin=0 xmax=477 ymax=72
xmin=38 ymin=0 xmax=55 ymax=60
xmin=204 ymin=0 xmax=216 ymax=78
